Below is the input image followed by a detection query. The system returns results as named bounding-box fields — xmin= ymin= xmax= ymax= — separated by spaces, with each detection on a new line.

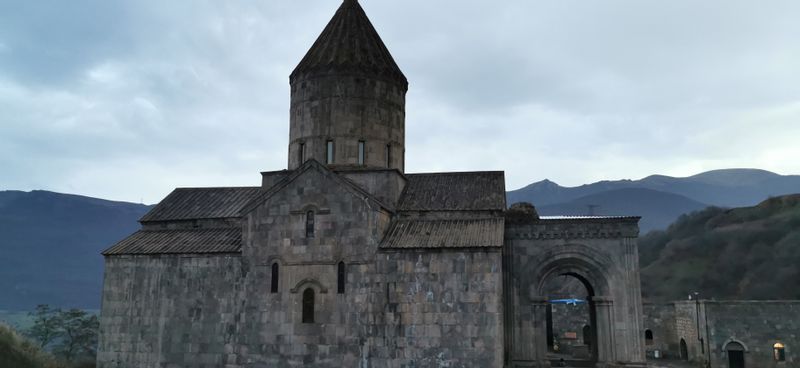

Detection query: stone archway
xmin=504 ymin=214 xmax=646 ymax=367
xmin=532 ymin=257 xmax=617 ymax=366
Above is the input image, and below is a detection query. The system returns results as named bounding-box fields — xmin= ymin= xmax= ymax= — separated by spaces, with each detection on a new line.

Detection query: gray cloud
xmin=1 ymin=0 xmax=799 ymax=202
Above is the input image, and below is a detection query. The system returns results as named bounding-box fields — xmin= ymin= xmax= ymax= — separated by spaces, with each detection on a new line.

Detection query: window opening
xmin=385 ymin=144 xmax=391 ymax=167
xmin=306 ymin=211 xmax=315 ymax=238
xmin=302 ymin=288 xmax=315 ymax=323
xmin=358 ymin=141 xmax=365 ymax=165
xmin=270 ymin=263 xmax=279 ymax=293
xmin=298 ymin=142 xmax=305 ymax=164
xmin=337 ymin=262 xmax=346 ymax=294
xmin=326 ymin=140 xmax=334 ymax=164
xmin=645 ymin=329 xmax=654 ymax=345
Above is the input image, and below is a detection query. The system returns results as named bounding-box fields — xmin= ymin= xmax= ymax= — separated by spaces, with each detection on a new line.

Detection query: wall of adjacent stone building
xmin=97 ymin=254 xmax=243 ymax=368
xmin=550 ymin=303 xmax=591 ymax=358
xmin=705 ymin=301 xmax=800 ymax=368
xmin=673 ymin=301 xmax=703 ymax=362
xmin=642 ymin=303 xmax=679 ymax=358
xmin=375 ymin=249 xmax=505 ymax=367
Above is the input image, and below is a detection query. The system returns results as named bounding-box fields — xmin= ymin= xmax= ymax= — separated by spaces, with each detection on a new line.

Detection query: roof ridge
xmin=172 ymin=186 xmax=260 ymax=190
xmin=406 ymin=170 xmax=505 ymax=176
xmin=240 ymin=159 xmax=394 ymax=215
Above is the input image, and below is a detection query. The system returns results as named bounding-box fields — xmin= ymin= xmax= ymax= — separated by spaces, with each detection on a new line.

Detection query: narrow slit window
xmin=385 ymin=144 xmax=391 ymax=167
xmin=302 ymin=288 xmax=315 ymax=323
xmin=326 ymin=140 xmax=334 ymax=164
xmin=306 ymin=211 xmax=315 ymax=238
xmin=645 ymin=330 xmax=653 ymax=345
xmin=358 ymin=141 xmax=365 ymax=165
xmin=337 ymin=262 xmax=346 ymax=294
xmin=298 ymin=142 xmax=305 ymax=164
xmin=270 ymin=263 xmax=279 ymax=293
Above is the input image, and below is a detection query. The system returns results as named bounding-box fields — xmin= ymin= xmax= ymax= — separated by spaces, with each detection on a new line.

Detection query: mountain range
xmin=508 ymin=168 xmax=800 ymax=232
xmin=0 ymin=190 xmax=150 ymax=311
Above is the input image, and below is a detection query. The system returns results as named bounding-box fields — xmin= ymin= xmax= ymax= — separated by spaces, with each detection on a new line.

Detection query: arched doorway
xmin=680 ymin=338 xmax=688 ymax=360
xmin=541 ymin=272 xmax=598 ymax=365
xmin=506 ymin=219 xmax=647 ymax=367
xmin=726 ymin=341 xmax=745 ymax=368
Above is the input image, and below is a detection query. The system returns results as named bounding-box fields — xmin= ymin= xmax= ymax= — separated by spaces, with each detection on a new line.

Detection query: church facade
xmin=97 ymin=1 xmax=646 ymax=367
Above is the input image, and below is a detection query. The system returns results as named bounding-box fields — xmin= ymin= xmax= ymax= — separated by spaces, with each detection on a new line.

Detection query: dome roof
xmin=290 ymin=0 xmax=407 ymax=86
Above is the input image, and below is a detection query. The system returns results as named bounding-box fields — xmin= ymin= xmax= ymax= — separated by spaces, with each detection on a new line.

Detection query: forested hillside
xmin=639 ymin=194 xmax=800 ymax=301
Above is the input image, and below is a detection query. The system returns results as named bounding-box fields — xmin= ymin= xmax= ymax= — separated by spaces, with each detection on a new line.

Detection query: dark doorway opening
xmin=680 ymin=338 xmax=689 ymax=361
xmin=727 ymin=342 xmax=745 ymax=368
xmin=543 ymin=273 xmax=597 ymax=366
xmin=582 ymin=325 xmax=591 ymax=346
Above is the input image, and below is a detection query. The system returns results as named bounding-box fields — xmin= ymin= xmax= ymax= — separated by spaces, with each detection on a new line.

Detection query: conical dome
xmin=290 ymin=0 xmax=407 ymax=86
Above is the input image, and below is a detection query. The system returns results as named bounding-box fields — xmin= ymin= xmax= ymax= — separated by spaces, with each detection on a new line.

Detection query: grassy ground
xmin=0 ymin=323 xmax=63 ymax=368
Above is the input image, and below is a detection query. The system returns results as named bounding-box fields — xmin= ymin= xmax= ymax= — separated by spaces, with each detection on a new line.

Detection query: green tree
xmin=26 ymin=304 xmax=63 ymax=349
xmin=53 ymin=309 xmax=99 ymax=362
xmin=24 ymin=305 xmax=99 ymax=365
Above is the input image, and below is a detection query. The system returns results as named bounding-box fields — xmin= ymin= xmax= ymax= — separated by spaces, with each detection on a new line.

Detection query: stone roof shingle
xmin=398 ymin=171 xmax=506 ymax=211
xmin=140 ymin=187 xmax=261 ymax=222
xmin=102 ymin=228 xmax=241 ymax=255
xmin=289 ymin=0 xmax=407 ymax=85
xmin=380 ymin=218 xmax=504 ymax=249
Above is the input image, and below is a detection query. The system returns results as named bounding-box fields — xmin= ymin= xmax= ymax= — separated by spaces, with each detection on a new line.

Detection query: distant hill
xmin=508 ymin=168 xmax=800 ymax=231
xmin=639 ymin=194 xmax=800 ymax=301
xmin=538 ymin=188 xmax=708 ymax=233
xmin=0 ymin=191 xmax=150 ymax=311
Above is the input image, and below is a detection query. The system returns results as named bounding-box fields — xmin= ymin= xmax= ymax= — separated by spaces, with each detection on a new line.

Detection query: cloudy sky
xmin=1 ymin=0 xmax=799 ymax=203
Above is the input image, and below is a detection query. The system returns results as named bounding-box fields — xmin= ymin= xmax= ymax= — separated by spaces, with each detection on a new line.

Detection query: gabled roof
xmin=398 ymin=171 xmax=506 ymax=211
xmin=380 ymin=217 xmax=504 ymax=249
xmin=290 ymin=0 xmax=407 ymax=85
xmin=240 ymin=159 xmax=393 ymax=215
xmin=140 ymin=187 xmax=261 ymax=222
xmin=102 ymin=228 xmax=241 ymax=255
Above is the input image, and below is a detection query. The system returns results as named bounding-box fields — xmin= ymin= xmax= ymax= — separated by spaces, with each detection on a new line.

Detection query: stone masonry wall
xmin=288 ymin=75 xmax=406 ymax=171
xmin=705 ymin=301 xmax=800 ymax=368
xmin=642 ymin=303 xmax=679 ymax=359
xmin=375 ymin=249 xmax=505 ymax=368
xmin=673 ymin=301 xmax=703 ymax=362
xmin=97 ymin=254 xmax=243 ymax=368
xmin=505 ymin=218 xmax=645 ymax=366
xmin=238 ymin=164 xmax=391 ymax=367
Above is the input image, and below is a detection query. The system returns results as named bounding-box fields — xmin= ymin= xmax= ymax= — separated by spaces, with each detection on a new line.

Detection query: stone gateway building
xmin=97 ymin=1 xmax=646 ymax=367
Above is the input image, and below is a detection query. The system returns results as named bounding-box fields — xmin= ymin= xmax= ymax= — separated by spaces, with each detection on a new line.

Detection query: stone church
xmin=98 ymin=1 xmax=646 ymax=367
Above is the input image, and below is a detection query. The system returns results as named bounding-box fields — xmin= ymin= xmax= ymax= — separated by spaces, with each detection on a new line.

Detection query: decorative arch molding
xmin=265 ymin=255 xmax=285 ymax=266
xmin=539 ymin=243 xmax=619 ymax=271
xmin=723 ymin=338 xmax=749 ymax=352
xmin=290 ymin=278 xmax=328 ymax=294
xmin=290 ymin=203 xmax=331 ymax=215
xmin=527 ymin=244 xmax=618 ymax=298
